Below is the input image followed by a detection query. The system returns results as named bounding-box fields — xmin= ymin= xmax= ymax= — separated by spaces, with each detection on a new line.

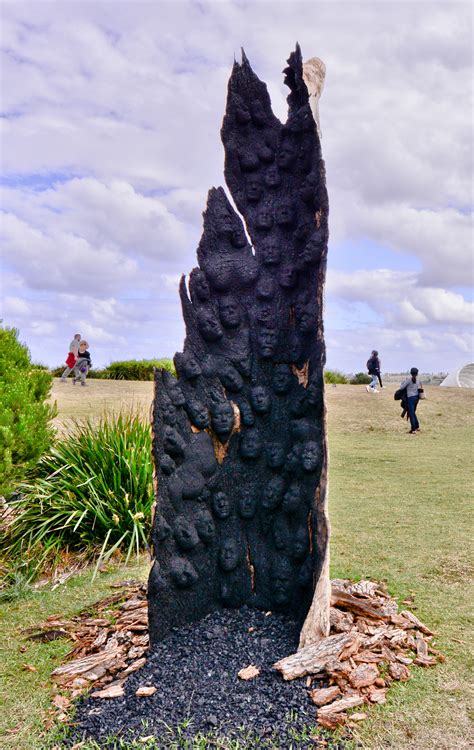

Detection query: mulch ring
xmin=24 ymin=578 xmax=444 ymax=747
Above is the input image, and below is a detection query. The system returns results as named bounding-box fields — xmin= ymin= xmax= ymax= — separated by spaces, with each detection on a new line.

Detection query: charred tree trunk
xmin=148 ymin=45 xmax=330 ymax=647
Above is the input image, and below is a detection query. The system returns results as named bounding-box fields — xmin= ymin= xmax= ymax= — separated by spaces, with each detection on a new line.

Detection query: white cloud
xmin=0 ymin=0 xmax=472 ymax=373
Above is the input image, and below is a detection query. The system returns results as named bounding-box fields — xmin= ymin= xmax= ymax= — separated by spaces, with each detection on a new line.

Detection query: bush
xmin=0 ymin=325 xmax=56 ymax=497
xmin=350 ymin=372 xmax=372 ymax=385
xmin=104 ymin=359 xmax=175 ymax=380
xmin=50 ymin=358 xmax=176 ymax=380
xmin=3 ymin=413 xmax=154 ymax=573
xmin=324 ymin=369 xmax=348 ymax=384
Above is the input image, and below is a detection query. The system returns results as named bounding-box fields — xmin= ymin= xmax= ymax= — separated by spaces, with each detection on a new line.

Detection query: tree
xmin=0 ymin=325 xmax=56 ymax=496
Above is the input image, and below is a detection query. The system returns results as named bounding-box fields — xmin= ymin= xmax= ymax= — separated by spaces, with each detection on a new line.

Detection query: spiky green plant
xmin=3 ymin=413 xmax=154 ymax=575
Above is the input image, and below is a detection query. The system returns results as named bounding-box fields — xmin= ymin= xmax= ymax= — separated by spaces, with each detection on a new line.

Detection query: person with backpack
xmin=365 ymin=350 xmax=383 ymax=392
xmin=398 ymin=367 xmax=423 ymax=434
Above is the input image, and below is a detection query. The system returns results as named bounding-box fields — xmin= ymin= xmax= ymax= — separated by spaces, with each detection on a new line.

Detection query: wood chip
xmin=274 ymin=632 xmax=355 ymax=681
xmin=238 ymin=665 xmax=260 ymax=680
xmin=368 ymin=688 xmax=387 ymax=704
xmin=135 ymin=686 xmax=157 ymax=697
xmin=330 ymin=590 xmax=389 ymax=621
xmin=389 ymin=662 xmax=410 ymax=681
xmin=349 ymin=663 xmax=379 ymax=688
xmin=400 ymin=610 xmax=434 ymax=635
xmin=91 ymin=684 xmax=124 ymax=699
xmin=350 ymin=712 xmax=368 ymax=721
xmin=309 ymin=686 xmax=341 ymax=706
xmin=318 ymin=694 xmax=365 ymax=716
xmin=317 ymin=711 xmax=347 ymax=729
xmin=22 ymin=663 xmax=38 ymax=672
xmin=52 ymin=694 xmax=71 ymax=709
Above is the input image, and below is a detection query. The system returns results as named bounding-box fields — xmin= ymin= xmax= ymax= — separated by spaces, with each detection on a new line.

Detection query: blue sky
xmin=0 ymin=0 xmax=472 ymax=374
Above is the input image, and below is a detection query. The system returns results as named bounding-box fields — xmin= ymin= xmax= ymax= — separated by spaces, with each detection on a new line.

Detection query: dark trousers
xmin=407 ymin=396 xmax=419 ymax=431
xmin=376 ymin=371 xmax=383 ymax=388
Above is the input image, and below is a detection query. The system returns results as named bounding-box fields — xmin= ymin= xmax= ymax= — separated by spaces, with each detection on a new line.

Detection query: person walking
xmin=60 ymin=333 xmax=81 ymax=381
xmin=73 ymin=340 xmax=92 ymax=386
xmin=365 ymin=350 xmax=383 ymax=392
xmin=399 ymin=367 xmax=422 ymax=434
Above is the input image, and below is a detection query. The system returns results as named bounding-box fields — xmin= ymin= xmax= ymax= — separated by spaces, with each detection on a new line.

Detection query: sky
xmin=0 ymin=0 xmax=472 ymax=374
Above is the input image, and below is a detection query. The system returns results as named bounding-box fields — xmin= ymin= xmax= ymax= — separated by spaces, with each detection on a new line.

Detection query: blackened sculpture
xmin=149 ymin=46 xmax=330 ymax=648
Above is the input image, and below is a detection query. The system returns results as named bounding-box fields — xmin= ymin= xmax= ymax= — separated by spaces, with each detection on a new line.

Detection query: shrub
xmin=350 ymin=372 xmax=372 ymax=385
xmin=50 ymin=358 xmax=176 ymax=380
xmin=0 ymin=325 xmax=56 ymax=497
xmin=104 ymin=359 xmax=175 ymax=380
xmin=3 ymin=413 xmax=154 ymax=573
xmin=324 ymin=369 xmax=348 ymax=384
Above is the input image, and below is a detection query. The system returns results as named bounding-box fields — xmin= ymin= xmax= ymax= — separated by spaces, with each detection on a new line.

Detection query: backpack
xmin=394 ymin=386 xmax=407 ymax=401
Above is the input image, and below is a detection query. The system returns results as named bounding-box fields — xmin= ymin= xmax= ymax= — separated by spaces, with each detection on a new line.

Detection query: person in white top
xmin=60 ymin=333 xmax=81 ymax=381
xmin=399 ymin=367 xmax=422 ymax=434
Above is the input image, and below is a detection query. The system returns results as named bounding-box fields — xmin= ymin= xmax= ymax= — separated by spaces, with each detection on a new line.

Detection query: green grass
xmin=1 ymin=381 xmax=472 ymax=749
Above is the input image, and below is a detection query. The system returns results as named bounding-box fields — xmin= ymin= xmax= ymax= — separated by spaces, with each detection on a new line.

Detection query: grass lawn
xmin=1 ymin=379 xmax=472 ymax=749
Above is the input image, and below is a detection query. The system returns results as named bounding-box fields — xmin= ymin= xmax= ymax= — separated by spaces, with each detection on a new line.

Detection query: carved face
xmin=195 ymin=510 xmax=215 ymax=543
xmin=167 ymin=381 xmax=185 ymax=408
xmin=261 ymin=240 xmax=281 ymax=266
xmin=251 ymin=100 xmax=267 ymax=126
xmin=220 ymin=364 xmax=243 ymax=392
xmin=239 ymin=149 xmax=260 ymax=172
xmin=186 ymin=399 xmax=209 ymax=430
xmin=262 ymin=475 xmax=285 ymax=510
xmin=272 ymin=561 xmax=293 ymax=604
xmin=210 ymin=402 xmax=235 ymax=438
xmin=277 ymin=141 xmax=296 ymax=169
xmin=266 ymin=442 xmax=286 ymax=469
xmin=250 ymin=385 xmax=271 ymax=414
xmin=272 ymin=364 xmax=292 ymax=394
xmin=287 ymin=334 xmax=302 ymax=363
xmin=211 ymin=491 xmax=231 ymax=520
xmin=179 ymin=466 xmax=205 ymax=499
xmin=301 ymin=441 xmax=320 ymax=472
xmin=299 ymin=307 xmax=316 ymax=333
xmin=285 ymin=445 xmax=301 ymax=473
xmin=240 ymin=429 xmax=263 ymax=459
xmin=163 ymin=426 xmax=186 ymax=457
xmin=273 ymin=517 xmax=290 ymax=550
xmin=255 ymin=207 xmax=273 ymax=231
xmin=258 ymin=144 xmax=274 ymax=163
xmin=256 ymin=276 xmax=275 ymax=300
xmin=219 ymin=296 xmax=241 ymax=328
xmin=216 ymin=207 xmax=235 ymax=236
xmin=219 ymin=538 xmax=241 ymax=571
xmin=238 ymin=400 xmax=255 ymax=426
xmin=258 ymin=327 xmax=278 ymax=358
xmin=154 ymin=515 xmax=171 ymax=542
xmin=256 ymin=303 xmax=274 ymax=326
xmin=264 ymin=165 xmax=281 ymax=188
xmin=275 ymin=202 xmax=295 ymax=227
xmin=238 ymin=491 xmax=257 ymax=519
xmin=302 ymin=236 xmax=322 ymax=265
xmin=292 ymin=528 xmax=309 ymax=559
xmin=279 ymin=264 xmax=297 ymax=288
xmin=173 ymin=516 xmax=200 ymax=550
xmin=306 ymin=378 xmax=322 ymax=407
xmin=170 ymin=558 xmax=198 ymax=589
xmin=160 ymin=454 xmax=175 ymax=476
xmin=282 ymin=483 xmax=300 ymax=514
xmin=189 ymin=269 xmax=210 ymax=302
xmin=245 ymin=175 xmax=263 ymax=203
xmin=178 ymin=351 xmax=201 ymax=380
xmin=197 ymin=309 xmax=223 ymax=342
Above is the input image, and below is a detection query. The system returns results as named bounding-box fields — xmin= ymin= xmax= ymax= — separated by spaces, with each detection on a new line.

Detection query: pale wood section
xmin=274 ymin=632 xmax=355 ymax=680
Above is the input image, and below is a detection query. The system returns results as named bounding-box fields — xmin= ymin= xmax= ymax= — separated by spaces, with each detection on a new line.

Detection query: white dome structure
xmin=440 ymin=363 xmax=474 ymax=388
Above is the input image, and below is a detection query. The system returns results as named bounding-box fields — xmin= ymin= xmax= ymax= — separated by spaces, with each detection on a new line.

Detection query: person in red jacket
xmin=60 ymin=333 xmax=81 ymax=382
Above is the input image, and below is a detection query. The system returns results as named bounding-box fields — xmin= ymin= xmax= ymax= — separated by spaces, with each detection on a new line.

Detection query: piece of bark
xmin=274 ymin=632 xmax=355 ymax=681
xmin=339 ymin=633 xmax=364 ymax=661
xmin=395 ymin=654 xmax=413 ymax=665
xmin=91 ymin=683 xmax=124 ymax=699
xmin=349 ymin=663 xmax=379 ymax=689
xmin=136 ymin=686 xmax=157 ymax=697
xmin=120 ymin=657 xmax=147 ymax=677
xmin=329 ymin=607 xmax=354 ymax=633
xmin=330 ymin=590 xmax=389 ymax=621
xmin=415 ymin=635 xmax=429 ymax=659
xmin=317 ymin=712 xmax=347 ymax=729
xmin=368 ymin=688 xmax=387 ymax=704
xmin=400 ymin=610 xmax=434 ymax=636
xmin=374 ymin=677 xmax=386 ymax=688
xmin=238 ymin=665 xmax=260 ymax=680
xmin=318 ymin=694 xmax=365 ymax=716
xmin=52 ymin=651 xmax=122 ymax=678
xmin=309 ymin=686 xmax=341 ymax=706
xmin=353 ymin=650 xmax=385 ymax=663
xmin=389 ymin=662 xmax=410 ymax=681
xmin=350 ymin=712 xmax=368 ymax=722
xmin=414 ymin=655 xmax=437 ymax=667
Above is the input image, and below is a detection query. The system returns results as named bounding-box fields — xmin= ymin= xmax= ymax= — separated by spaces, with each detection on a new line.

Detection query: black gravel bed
xmin=70 ymin=607 xmax=347 ymax=749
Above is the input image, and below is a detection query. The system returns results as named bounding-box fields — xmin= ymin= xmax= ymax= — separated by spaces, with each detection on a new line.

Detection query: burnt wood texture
xmin=149 ymin=45 xmax=329 ymax=644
